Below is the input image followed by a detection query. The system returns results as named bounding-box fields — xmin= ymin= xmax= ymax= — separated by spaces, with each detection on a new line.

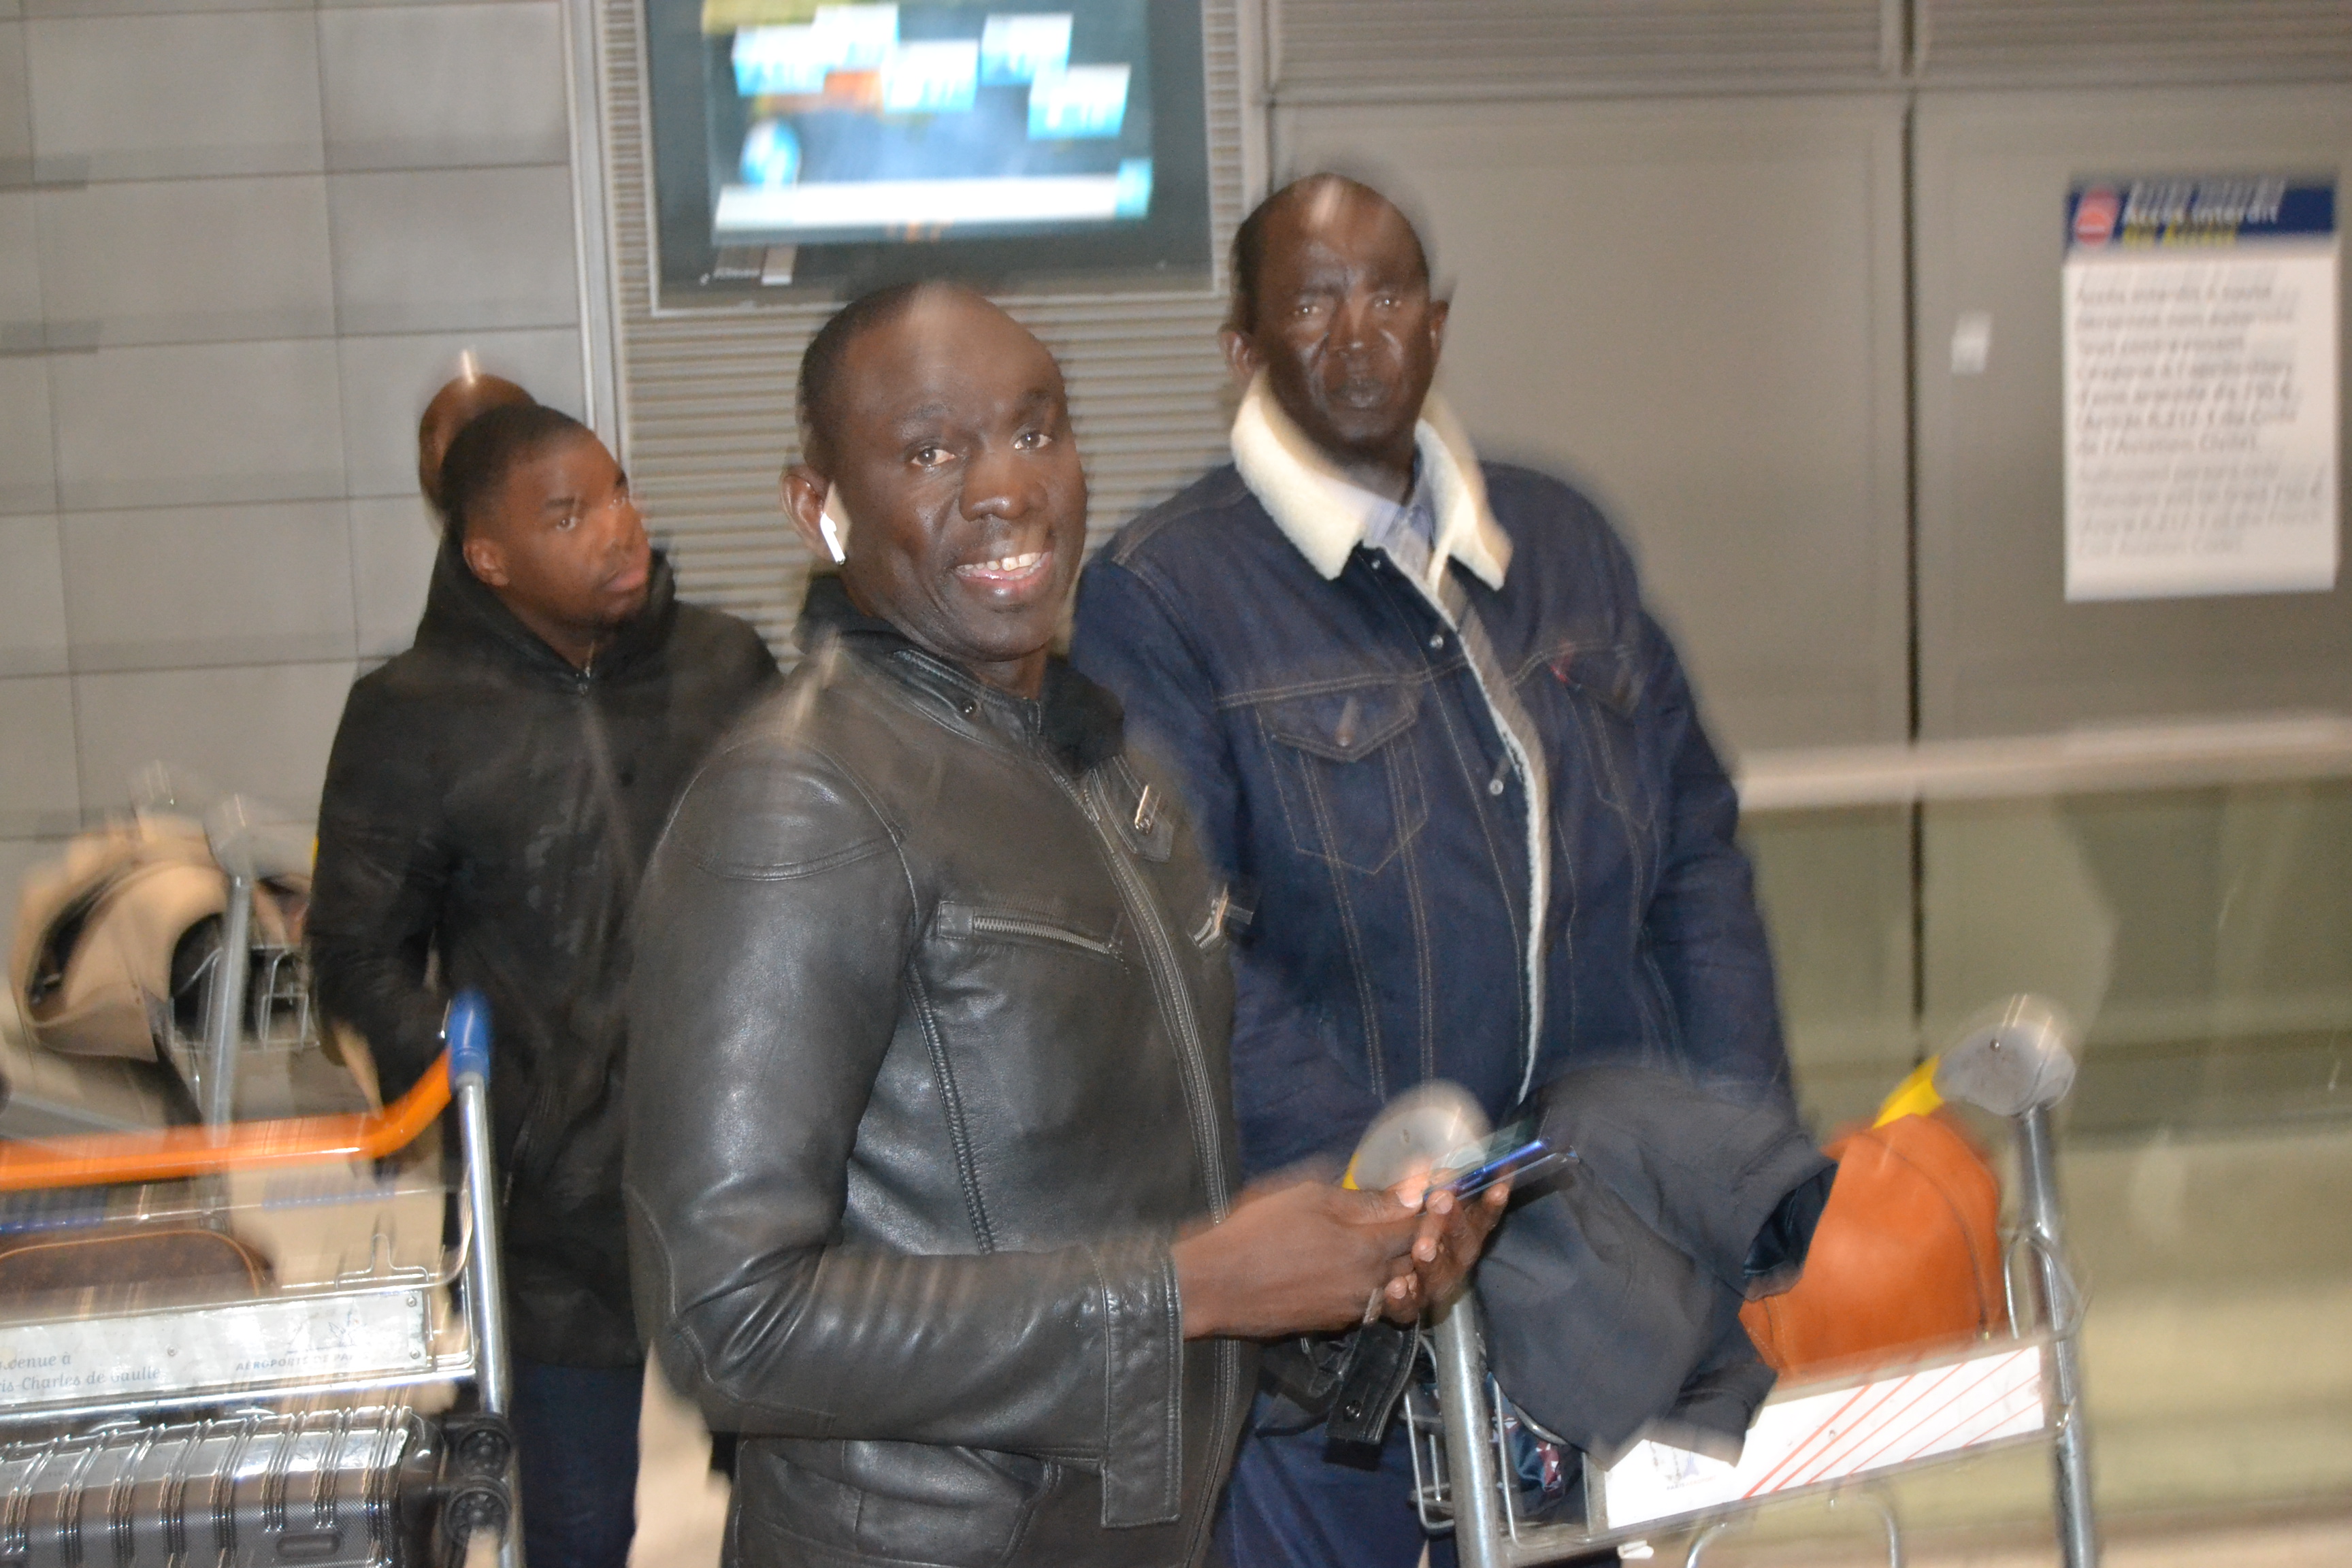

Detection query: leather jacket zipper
xmin=965 ymin=912 xmax=1117 ymax=959
xmin=1053 ymin=766 xmax=1239 ymax=1554
xmin=1057 ymin=772 xmax=1230 ymax=1220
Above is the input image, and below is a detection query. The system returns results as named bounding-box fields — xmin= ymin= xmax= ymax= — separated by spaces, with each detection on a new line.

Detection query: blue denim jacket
xmin=1070 ymin=459 xmax=1791 ymax=1180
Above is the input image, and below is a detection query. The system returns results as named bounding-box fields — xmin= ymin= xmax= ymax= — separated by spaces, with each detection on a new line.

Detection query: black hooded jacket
xmin=309 ymin=543 xmax=777 ymax=1367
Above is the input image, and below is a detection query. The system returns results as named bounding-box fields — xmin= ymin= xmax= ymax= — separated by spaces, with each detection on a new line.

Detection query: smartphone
xmin=1433 ymin=1121 xmax=1573 ymax=1198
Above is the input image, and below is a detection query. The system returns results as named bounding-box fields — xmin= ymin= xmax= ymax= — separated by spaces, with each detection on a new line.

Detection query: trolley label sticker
xmin=2061 ymin=176 xmax=2338 ymax=602
xmin=1601 ymin=1343 xmax=2047 ymax=1529
xmin=0 ymin=1292 xmax=429 ymax=1411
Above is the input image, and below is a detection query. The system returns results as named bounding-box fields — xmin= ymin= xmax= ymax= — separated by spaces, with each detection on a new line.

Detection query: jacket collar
xmin=414 ymin=538 xmax=680 ymax=681
xmin=1229 ymin=371 xmax=1511 ymax=592
xmin=795 ymin=573 xmax=1124 ymax=773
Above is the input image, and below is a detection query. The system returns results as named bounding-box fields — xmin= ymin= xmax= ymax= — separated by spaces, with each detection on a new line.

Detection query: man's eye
xmin=1014 ymin=429 xmax=1051 ymax=451
xmin=555 ymin=513 xmax=581 ymax=531
xmin=912 ymin=443 xmax=951 ymax=468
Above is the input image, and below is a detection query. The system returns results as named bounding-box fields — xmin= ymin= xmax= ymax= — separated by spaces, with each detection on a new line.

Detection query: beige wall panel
xmin=1913 ymin=85 xmax=2352 ymax=738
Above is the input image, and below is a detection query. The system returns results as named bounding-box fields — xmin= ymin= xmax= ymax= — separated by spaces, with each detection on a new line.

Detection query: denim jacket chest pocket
xmin=1251 ymin=680 xmax=1429 ymax=876
xmin=1531 ymin=642 xmax=1654 ymax=833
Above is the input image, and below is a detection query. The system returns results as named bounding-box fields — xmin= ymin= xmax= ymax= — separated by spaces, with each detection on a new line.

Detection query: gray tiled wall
xmin=0 ymin=0 xmax=586 ymax=949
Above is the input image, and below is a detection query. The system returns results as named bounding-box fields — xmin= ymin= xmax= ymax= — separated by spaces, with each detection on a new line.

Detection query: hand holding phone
xmin=1431 ymin=1121 xmax=1573 ymax=1199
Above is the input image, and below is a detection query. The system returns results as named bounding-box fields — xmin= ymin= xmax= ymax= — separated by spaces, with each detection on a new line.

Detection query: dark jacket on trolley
xmin=624 ymin=577 xmax=1251 ymax=1568
xmin=308 ymin=543 xmax=777 ymax=1368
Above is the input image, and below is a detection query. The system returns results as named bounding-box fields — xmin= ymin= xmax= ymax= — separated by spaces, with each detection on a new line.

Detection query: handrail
xmin=0 ymin=1054 xmax=451 ymax=1192
xmin=1735 ymin=713 xmax=2352 ymax=813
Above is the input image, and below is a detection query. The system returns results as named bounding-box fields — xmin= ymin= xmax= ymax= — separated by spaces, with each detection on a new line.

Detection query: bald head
xmin=1229 ymin=174 xmax=1431 ymax=335
xmin=796 ymin=280 xmax=1007 ymax=474
xmin=782 ymin=280 xmax=1083 ymax=698
xmin=419 ymin=372 xmax=535 ymax=510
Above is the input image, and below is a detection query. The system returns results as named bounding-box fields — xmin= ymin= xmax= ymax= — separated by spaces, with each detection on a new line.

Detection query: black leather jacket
xmin=625 ymin=579 xmax=1251 ymax=1568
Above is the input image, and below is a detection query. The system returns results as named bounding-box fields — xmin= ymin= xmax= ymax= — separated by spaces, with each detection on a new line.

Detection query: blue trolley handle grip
xmin=446 ymin=989 xmax=492 ymax=1088
xmin=443 ymin=987 xmax=514 ymax=1434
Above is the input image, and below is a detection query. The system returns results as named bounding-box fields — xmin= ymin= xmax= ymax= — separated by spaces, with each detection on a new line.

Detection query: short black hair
xmin=796 ymin=280 xmax=947 ymax=473
xmin=439 ymin=403 xmax=593 ymax=544
xmin=1228 ymin=174 xmax=1433 ymax=335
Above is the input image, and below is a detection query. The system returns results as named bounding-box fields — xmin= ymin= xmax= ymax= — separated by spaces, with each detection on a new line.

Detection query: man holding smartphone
xmin=1071 ymin=174 xmax=1794 ymax=1567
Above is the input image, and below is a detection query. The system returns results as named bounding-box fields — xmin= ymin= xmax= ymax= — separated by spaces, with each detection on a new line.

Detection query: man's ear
xmin=461 ymin=534 xmax=510 ymax=589
xmin=1220 ymin=327 xmax=1261 ymax=386
xmin=782 ymin=463 xmax=834 ymax=561
xmin=1426 ymin=297 xmax=1450 ymax=363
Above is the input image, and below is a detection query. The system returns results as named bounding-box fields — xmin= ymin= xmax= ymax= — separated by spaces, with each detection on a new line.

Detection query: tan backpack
xmin=10 ymin=817 xmax=305 ymax=1063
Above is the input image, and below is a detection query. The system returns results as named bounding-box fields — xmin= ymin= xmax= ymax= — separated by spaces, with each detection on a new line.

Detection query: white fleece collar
xmin=1230 ymin=372 xmax=1511 ymax=593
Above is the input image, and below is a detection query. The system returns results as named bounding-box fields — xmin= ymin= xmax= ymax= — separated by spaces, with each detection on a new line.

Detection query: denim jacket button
xmin=1488 ymin=777 xmax=1506 ymax=797
xmin=1428 ymin=634 xmax=1445 ymax=651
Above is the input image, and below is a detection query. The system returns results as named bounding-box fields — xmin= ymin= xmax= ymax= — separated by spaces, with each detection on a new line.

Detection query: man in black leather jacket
xmin=309 ymin=402 xmax=777 ymax=1568
xmin=625 ymin=283 xmax=1493 ymax=1567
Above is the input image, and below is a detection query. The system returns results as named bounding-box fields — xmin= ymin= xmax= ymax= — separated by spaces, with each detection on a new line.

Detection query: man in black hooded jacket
xmin=307 ymin=402 xmax=776 ymax=1568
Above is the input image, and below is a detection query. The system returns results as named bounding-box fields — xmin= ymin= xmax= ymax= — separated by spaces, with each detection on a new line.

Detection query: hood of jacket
xmin=413 ymin=537 xmax=682 ymax=682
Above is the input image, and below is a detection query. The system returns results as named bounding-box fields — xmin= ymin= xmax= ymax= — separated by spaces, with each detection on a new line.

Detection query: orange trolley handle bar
xmin=0 ymin=1052 xmax=453 ymax=1192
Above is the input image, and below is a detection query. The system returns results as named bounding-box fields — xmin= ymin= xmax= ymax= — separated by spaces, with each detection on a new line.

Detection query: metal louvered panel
xmin=598 ymin=0 xmax=1245 ymax=653
xmin=1271 ymin=0 xmax=1895 ymax=98
xmin=1921 ymin=2 xmax=2352 ymax=83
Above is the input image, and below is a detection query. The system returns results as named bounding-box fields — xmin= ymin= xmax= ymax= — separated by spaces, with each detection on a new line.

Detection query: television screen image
xmin=644 ymin=0 xmax=1211 ymax=304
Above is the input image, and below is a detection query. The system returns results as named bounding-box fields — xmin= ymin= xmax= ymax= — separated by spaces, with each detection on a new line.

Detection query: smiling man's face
xmin=814 ymin=288 xmax=1087 ymax=698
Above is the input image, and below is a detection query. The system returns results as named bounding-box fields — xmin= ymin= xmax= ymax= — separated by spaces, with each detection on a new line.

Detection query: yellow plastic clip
xmin=1872 ymin=1058 xmax=1946 ymax=1127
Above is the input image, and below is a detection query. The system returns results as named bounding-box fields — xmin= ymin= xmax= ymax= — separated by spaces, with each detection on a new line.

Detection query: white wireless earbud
xmin=818 ymin=487 xmax=851 ymax=564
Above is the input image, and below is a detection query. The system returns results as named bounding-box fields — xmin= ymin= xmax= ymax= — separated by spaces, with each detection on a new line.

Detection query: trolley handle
xmin=446 ymin=988 xmax=492 ymax=1088
xmin=0 ymin=1051 xmax=453 ymax=1192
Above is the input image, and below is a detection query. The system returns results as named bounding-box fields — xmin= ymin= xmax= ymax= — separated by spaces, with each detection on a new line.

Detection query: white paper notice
xmin=2063 ymin=178 xmax=2339 ymax=601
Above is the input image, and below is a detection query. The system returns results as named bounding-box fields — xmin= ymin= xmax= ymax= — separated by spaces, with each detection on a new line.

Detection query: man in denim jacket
xmin=1069 ymin=174 xmax=1794 ymax=1567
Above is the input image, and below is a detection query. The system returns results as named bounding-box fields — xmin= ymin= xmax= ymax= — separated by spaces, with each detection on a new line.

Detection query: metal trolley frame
xmin=0 ymin=877 xmax=520 ymax=1568
xmin=1415 ymin=1000 xmax=2100 ymax=1568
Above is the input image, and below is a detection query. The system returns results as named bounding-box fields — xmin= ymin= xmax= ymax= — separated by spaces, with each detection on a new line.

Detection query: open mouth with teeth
xmin=951 ymin=546 xmax=1054 ymax=593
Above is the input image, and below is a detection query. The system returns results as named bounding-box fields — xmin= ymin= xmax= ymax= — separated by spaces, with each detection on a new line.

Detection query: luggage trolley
xmin=0 ymin=796 xmax=521 ymax=1568
xmin=1413 ymin=998 xmax=2100 ymax=1568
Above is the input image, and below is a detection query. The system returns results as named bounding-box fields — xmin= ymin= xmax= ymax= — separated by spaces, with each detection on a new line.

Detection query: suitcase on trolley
xmin=0 ymin=1407 xmax=436 ymax=1568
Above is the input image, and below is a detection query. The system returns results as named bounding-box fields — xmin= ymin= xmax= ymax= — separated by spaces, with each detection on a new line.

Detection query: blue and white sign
xmin=980 ymin=13 xmax=1073 ymax=85
xmin=812 ymin=3 xmax=900 ymax=71
xmin=733 ymin=26 xmax=832 ymax=96
xmin=2063 ymin=177 xmax=2339 ymax=600
xmin=882 ymin=39 xmax=979 ymax=114
xmin=734 ymin=5 xmax=901 ymax=93
xmin=1112 ymin=157 xmax=1152 ymax=218
xmin=1027 ymin=63 xmax=1129 ymax=140
xmin=738 ymin=119 xmax=802 ymax=186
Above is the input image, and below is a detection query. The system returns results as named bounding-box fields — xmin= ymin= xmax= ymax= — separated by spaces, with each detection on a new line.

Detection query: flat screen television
xmin=643 ymin=0 xmax=1213 ymax=306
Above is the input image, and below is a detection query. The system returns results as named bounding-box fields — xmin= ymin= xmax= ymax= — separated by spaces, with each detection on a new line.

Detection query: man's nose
xmin=1333 ymin=291 xmax=1375 ymax=350
xmin=964 ymin=444 xmax=1044 ymax=520
xmin=606 ymin=494 xmax=648 ymax=551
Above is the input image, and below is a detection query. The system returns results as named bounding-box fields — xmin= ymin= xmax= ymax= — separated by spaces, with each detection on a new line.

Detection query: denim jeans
xmin=511 ymin=1358 xmax=642 ymax=1568
xmin=1214 ymin=1394 xmax=1456 ymax=1568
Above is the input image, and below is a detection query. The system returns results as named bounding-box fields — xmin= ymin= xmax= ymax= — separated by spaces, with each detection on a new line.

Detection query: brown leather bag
xmin=1739 ymin=1109 xmax=2006 ymax=1380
